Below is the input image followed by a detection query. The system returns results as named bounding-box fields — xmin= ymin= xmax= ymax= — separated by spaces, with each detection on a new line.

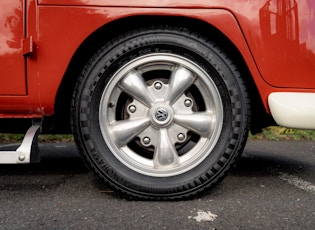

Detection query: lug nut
xmin=184 ymin=99 xmax=192 ymax=107
xmin=177 ymin=133 xmax=185 ymax=141
xmin=128 ymin=105 xmax=136 ymax=113
xmin=154 ymin=82 xmax=162 ymax=90
xmin=143 ymin=137 xmax=151 ymax=145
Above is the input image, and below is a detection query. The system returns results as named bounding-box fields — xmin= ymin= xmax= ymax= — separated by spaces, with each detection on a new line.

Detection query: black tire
xmin=71 ymin=26 xmax=250 ymax=200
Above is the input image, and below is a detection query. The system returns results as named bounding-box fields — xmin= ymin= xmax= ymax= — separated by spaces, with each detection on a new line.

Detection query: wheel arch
xmin=51 ymin=15 xmax=273 ymax=134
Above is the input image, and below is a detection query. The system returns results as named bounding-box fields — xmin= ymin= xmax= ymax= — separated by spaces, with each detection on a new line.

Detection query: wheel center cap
xmin=151 ymin=105 xmax=173 ymax=127
xmin=155 ymin=108 xmax=168 ymax=121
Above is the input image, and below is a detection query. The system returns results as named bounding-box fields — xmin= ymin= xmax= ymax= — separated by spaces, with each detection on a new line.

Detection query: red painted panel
xmin=0 ymin=0 xmax=26 ymax=95
xmin=37 ymin=0 xmax=220 ymax=7
xmin=35 ymin=6 xmax=260 ymax=115
xmin=234 ymin=0 xmax=315 ymax=89
xmin=36 ymin=0 xmax=315 ymax=88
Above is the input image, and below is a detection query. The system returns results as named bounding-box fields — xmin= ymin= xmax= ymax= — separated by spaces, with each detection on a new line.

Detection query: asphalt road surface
xmin=0 ymin=140 xmax=315 ymax=229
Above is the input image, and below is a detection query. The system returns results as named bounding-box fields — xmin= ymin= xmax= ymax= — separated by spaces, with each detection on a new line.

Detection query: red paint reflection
xmin=0 ymin=0 xmax=23 ymax=55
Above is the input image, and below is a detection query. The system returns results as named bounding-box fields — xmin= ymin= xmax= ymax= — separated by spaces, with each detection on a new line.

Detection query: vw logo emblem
xmin=155 ymin=108 xmax=168 ymax=121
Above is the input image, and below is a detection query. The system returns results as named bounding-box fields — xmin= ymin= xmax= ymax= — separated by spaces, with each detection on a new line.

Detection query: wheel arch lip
xmin=54 ymin=10 xmax=260 ymax=108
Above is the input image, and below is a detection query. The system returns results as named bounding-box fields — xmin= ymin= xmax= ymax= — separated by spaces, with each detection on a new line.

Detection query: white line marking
xmin=188 ymin=210 xmax=218 ymax=222
xmin=279 ymin=172 xmax=315 ymax=195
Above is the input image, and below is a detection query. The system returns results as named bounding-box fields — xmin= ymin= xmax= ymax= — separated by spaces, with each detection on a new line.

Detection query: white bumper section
xmin=268 ymin=92 xmax=315 ymax=129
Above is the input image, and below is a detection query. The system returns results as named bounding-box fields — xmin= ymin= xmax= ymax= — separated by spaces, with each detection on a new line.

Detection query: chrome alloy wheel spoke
xmin=174 ymin=112 xmax=215 ymax=137
xmin=118 ymin=70 xmax=153 ymax=107
xmin=165 ymin=67 xmax=196 ymax=105
xmin=110 ymin=118 xmax=151 ymax=147
xmin=153 ymin=128 xmax=179 ymax=168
